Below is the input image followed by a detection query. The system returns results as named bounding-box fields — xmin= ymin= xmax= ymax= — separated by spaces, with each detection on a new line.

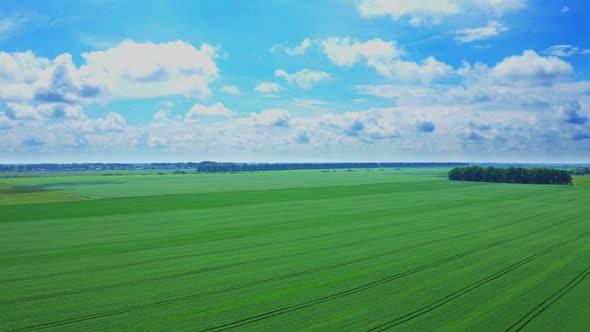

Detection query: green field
xmin=573 ymin=175 xmax=590 ymax=188
xmin=1 ymin=169 xmax=590 ymax=331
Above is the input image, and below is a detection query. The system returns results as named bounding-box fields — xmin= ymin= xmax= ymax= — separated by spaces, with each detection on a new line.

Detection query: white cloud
xmin=455 ymin=21 xmax=510 ymax=43
xmin=320 ymin=37 xmax=451 ymax=83
xmin=319 ymin=109 xmax=402 ymax=140
xmin=221 ymin=85 xmax=240 ymax=95
xmin=81 ymin=40 xmax=219 ymax=100
xmin=321 ymin=37 xmax=401 ymax=67
xmin=356 ymin=0 xmax=526 ymax=24
xmin=0 ymin=51 xmax=50 ymax=82
xmin=561 ymin=6 xmax=569 ymax=13
xmin=255 ymin=82 xmax=284 ymax=94
xmin=3 ymin=103 xmax=40 ymax=120
xmin=0 ymin=40 xmax=220 ymax=116
xmin=0 ymin=112 xmax=12 ymax=129
xmin=93 ymin=112 xmax=126 ymax=132
xmin=491 ymin=50 xmax=572 ymax=85
xmin=542 ymin=45 xmax=590 ymax=57
xmin=250 ymin=109 xmax=290 ymax=127
xmin=37 ymin=103 xmax=85 ymax=119
xmin=33 ymin=53 xmax=104 ymax=104
xmin=382 ymin=56 xmax=454 ymax=83
xmin=275 ymin=69 xmax=331 ymax=88
xmin=0 ymin=83 xmax=34 ymax=101
xmin=357 ymin=0 xmax=460 ymax=24
xmin=186 ymin=102 xmax=233 ymax=119
xmin=271 ymin=38 xmax=312 ymax=56
xmin=153 ymin=109 xmax=170 ymax=122
xmin=291 ymin=99 xmax=328 ymax=108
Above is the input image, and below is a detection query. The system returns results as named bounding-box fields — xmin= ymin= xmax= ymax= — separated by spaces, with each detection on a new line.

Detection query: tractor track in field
xmin=9 ymin=240 xmax=512 ymax=331
xmin=0 ymin=240 xmax=275 ymax=284
xmin=365 ymin=230 xmax=590 ymax=332
xmin=505 ymin=263 xmax=590 ymax=332
xmin=2 ymin=209 xmax=543 ymax=306
xmin=0 ymin=200 xmax=514 ymax=286
xmin=10 ymin=215 xmax=567 ymax=332
xmin=1 ymin=198 xmax=479 ymax=283
xmin=0 ymin=203 xmax=486 ymax=286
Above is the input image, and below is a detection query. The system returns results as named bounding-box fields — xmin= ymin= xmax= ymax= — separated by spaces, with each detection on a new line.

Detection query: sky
xmin=1 ymin=0 xmax=589 ymax=163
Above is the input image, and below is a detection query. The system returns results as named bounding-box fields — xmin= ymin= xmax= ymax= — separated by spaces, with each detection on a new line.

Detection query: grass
xmin=0 ymin=183 xmax=87 ymax=206
xmin=1 ymin=169 xmax=589 ymax=331
xmin=573 ymin=175 xmax=590 ymax=188
xmin=1 ymin=168 xmax=447 ymax=199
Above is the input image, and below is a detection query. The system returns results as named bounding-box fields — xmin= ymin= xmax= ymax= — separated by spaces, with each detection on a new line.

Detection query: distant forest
xmin=0 ymin=162 xmax=469 ymax=173
xmin=448 ymin=166 xmax=572 ymax=185
xmin=570 ymin=167 xmax=590 ymax=175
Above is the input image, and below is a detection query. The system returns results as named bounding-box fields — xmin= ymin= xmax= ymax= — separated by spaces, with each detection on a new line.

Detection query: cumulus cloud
xmin=455 ymin=21 xmax=509 ymax=43
xmin=0 ymin=40 xmax=221 ymax=134
xmin=542 ymin=45 xmax=590 ymax=57
xmin=275 ymin=69 xmax=331 ymax=88
xmin=0 ymin=112 xmax=12 ymax=129
xmin=33 ymin=53 xmax=103 ymax=104
xmin=320 ymin=109 xmax=402 ymax=140
xmin=1 ymin=40 xmax=219 ymax=106
xmin=93 ymin=112 xmax=126 ymax=132
xmin=186 ymin=102 xmax=233 ymax=119
xmin=490 ymin=50 xmax=572 ymax=85
xmin=153 ymin=109 xmax=170 ymax=122
xmin=0 ymin=51 xmax=49 ymax=101
xmin=0 ymin=50 xmax=50 ymax=82
xmin=0 ymin=83 xmax=34 ymax=101
xmin=3 ymin=103 xmax=40 ymax=120
xmin=385 ymin=57 xmax=453 ymax=83
xmin=415 ymin=121 xmax=435 ymax=132
xmin=271 ymin=38 xmax=312 ymax=56
xmin=37 ymin=103 xmax=85 ymax=119
xmin=221 ymin=85 xmax=240 ymax=95
xmin=559 ymin=101 xmax=588 ymax=125
xmin=357 ymin=0 xmax=460 ymax=24
xmin=81 ymin=40 xmax=218 ymax=100
xmin=321 ymin=37 xmax=401 ymax=67
xmin=355 ymin=50 xmax=587 ymax=112
xmin=255 ymin=82 xmax=283 ymax=94
xmin=250 ymin=109 xmax=290 ymax=127
xmin=321 ymin=37 xmax=451 ymax=83
xmin=22 ymin=137 xmax=44 ymax=147
xmin=356 ymin=0 xmax=526 ymax=25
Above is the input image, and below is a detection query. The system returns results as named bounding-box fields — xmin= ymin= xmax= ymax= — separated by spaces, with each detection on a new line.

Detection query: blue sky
xmin=1 ymin=0 xmax=589 ymax=163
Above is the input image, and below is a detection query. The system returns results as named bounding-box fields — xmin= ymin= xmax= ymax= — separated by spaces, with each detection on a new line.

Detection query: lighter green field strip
xmin=573 ymin=175 xmax=590 ymax=188
xmin=0 ymin=182 xmax=88 ymax=206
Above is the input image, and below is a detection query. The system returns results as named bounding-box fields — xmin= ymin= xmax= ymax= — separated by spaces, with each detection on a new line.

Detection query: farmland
xmin=1 ymin=168 xmax=590 ymax=331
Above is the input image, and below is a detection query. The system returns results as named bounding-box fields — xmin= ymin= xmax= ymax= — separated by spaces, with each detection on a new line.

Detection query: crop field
xmin=1 ymin=168 xmax=590 ymax=331
xmin=573 ymin=175 xmax=590 ymax=188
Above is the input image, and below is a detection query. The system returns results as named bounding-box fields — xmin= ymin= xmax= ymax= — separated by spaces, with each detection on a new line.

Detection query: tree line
xmin=570 ymin=167 xmax=590 ymax=175
xmin=0 ymin=162 xmax=469 ymax=173
xmin=448 ymin=166 xmax=572 ymax=185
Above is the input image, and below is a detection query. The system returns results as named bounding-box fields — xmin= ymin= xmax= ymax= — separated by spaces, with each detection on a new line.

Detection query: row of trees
xmin=570 ymin=167 xmax=590 ymax=175
xmin=448 ymin=166 xmax=572 ymax=185
xmin=0 ymin=162 xmax=468 ymax=173
xmin=193 ymin=162 xmax=467 ymax=173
